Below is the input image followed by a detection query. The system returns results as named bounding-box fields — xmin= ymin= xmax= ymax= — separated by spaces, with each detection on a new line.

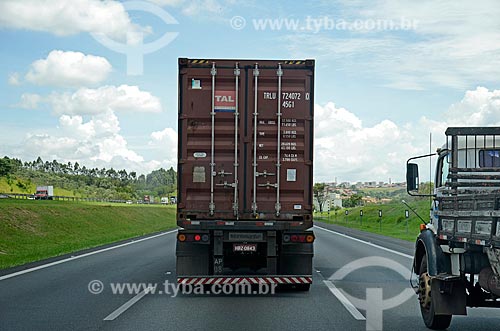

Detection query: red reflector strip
xmin=177 ymin=276 xmax=313 ymax=285
xmin=439 ymin=234 xmax=448 ymax=240
xmin=216 ymin=221 xmax=225 ymax=225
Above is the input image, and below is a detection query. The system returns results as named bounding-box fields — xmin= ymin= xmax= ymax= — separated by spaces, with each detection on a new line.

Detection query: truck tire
xmin=418 ymin=255 xmax=452 ymax=330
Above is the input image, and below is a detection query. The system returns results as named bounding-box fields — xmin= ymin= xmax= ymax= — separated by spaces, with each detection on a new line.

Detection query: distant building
xmin=314 ymin=192 xmax=343 ymax=210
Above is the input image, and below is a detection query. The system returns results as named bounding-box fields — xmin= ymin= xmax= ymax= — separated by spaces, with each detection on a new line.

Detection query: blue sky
xmin=1 ymin=0 xmax=499 ymax=182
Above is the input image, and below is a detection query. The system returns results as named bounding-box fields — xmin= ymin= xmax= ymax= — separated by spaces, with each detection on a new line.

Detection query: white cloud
xmin=447 ymin=87 xmax=500 ymax=126
xmin=16 ymin=93 xmax=42 ymax=109
xmin=20 ymin=113 xmax=177 ymax=175
xmin=147 ymin=0 xmax=185 ymax=6
xmin=10 ymin=84 xmax=500 ymax=181
xmin=9 ymin=82 xmax=167 ymax=174
xmin=8 ymin=72 xmax=20 ymax=85
xmin=148 ymin=127 xmax=178 ymax=168
xmin=25 ymin=50 xmax=112 ymax=87
xmin=314 ymin=102 xmax=409 ymax=182
xmin=182 ymin=0 xmax=225 ymax=16
xmin=95 ymin=134 xmax=143 ymax=163
xmin=313 ymin=86 xmax=500 ymax=183
xmin=284 ymin=1 xmax=500 ymax=90
xmin=22 ymin=110 xmax=146 ymax=173
xmin=0 ymin=0 xmax=149 ymax=41
xmin=147 ymin=0 xmax=234 ymax=19
xmin=16 ymin=85 xmax=162 ymax=115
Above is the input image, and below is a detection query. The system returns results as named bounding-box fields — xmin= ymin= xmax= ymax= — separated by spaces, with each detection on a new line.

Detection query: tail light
xmin=283 ymin=233 xmax=314 ymax=243
xmin=178 ymin=233 xmax=210 ymax=242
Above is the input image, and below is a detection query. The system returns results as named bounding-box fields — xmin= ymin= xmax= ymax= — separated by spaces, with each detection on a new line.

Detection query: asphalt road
xmin=1 ymin=223 xmax=499 ymax=331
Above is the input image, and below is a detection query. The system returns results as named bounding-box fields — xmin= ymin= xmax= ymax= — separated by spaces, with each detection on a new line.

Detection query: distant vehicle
xmin=407 ymin=127 xmax=500 ymax=329
xmin=161 ymin=197 xmax=168 ymax=204
xmin=143 ymin=195 xmax=150 ymax=203
xmin=35 ymin=186 xmax=54 ymax=200
xmin=169 ymin=196 xmax=176 ymax=204
xmin=27 ymin=194 xmax=35 ymax=200
xmin=126 ymin=200 xmax=133 ymax=204
xmin=0 ymin=194 xmax=9 ymax=199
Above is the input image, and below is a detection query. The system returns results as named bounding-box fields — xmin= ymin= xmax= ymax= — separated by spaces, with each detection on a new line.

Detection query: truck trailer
xmin=407 ymin=127 xmax=500 ymax=329
xmin=35 ymin=185 xmax=53 ymax=200
xmin=176 ymin=58 xmax=315 ymax=290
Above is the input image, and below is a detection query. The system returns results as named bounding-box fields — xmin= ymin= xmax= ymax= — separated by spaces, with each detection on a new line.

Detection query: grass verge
xmin=0 ymin=199 xmax=176 ymax=270
xmin=314 ymin=199 xmax=431 ymax=242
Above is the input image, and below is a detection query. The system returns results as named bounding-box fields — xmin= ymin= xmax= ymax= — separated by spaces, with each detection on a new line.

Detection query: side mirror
xmin=406 ymin=163 xmax=419 ymax=192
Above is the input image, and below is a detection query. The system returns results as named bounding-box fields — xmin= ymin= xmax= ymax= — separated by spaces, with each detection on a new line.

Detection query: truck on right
xmin=406 ymin=127 xmax=500 ymax=329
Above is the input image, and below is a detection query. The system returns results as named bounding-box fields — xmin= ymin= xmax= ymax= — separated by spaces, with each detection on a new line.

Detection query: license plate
xmin=233 ymin=243 xmax=257 ymax=252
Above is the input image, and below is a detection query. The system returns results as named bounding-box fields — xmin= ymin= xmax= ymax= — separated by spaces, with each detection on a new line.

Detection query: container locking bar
xmin=275 ymin=63 xmax=283 ymax=216
xmin=233 ymin=63 xmax=240 ymax=217
xmin=216 ymin=181 xmax=237 ymax=188
xmin=209 ymin=62 xmax=217 ymax=216
xmin=256 ymin=170 xmax=275 ymax=177
xmin=252 ymin=63 xmax=259 ymax=216
xmin=217 ymin=169 xmax=232 ymax=177
xmin=258 ymin=182 xmax=278 ymax=188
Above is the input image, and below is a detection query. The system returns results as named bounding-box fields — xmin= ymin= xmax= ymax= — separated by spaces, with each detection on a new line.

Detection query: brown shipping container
xmin=177 ymin=58 xmax=314 ymax=227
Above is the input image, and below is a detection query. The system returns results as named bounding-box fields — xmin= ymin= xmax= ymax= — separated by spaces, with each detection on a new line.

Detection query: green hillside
xmin=0 ymin=199 xmax=176 ymax=269
xmin=314 ymin=198 xmax=431 ymax=241
xmin=0 ymin=176 xmax=79 ymax=197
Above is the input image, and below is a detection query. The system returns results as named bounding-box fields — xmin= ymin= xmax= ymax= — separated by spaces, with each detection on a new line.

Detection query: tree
xmin=129 ymin=171 xmax=137 ymax=181
xmin=0 ymin=157 xmax=13 ymax=176
xmin=313 ymin=183 xmax=327 ymax=212
xmin=74 ymin=162 xmax=80 ymax=175
xmin=343 ymin=194 xmax=363 ymax=208
xmin=35 ymin=156 xmax=43 ymax=171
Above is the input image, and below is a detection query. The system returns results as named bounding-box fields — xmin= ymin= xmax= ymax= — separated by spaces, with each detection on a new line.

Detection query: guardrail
xmin=0 ymin=193 xmax=172 ymax=205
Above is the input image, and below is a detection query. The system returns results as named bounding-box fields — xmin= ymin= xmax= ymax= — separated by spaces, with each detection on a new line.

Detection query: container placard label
xmin=214 ymin=90 xmax=236 ymax=112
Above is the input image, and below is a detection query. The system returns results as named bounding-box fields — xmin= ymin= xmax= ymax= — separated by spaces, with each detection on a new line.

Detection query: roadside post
xmin=327 ymin=206 xmax=330 ymax=221
xmin=378 ymin=209 xmax=383 ymax=231
xmin=360 ymin=209 xmax=363 ymax=226
xmin=405 ymin=209 xmax=409 ymax=235
xmin=345 ymin=209 xmax=348 ymax=224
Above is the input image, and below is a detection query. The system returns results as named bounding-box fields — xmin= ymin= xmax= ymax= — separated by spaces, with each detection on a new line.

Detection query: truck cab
xmin=407 ymin=127 xmax=500 ymax=329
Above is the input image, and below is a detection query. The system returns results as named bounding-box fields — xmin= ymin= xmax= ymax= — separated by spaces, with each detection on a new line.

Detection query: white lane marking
xmin=104 ymin=286 xmax=154 ymax=321
xmin=323 ymin=280 xmax=366 ymax=321
xmin=0 ymin=229 xmax=178 ymax=281
xmin=313 ymin=225 xmax=413 ymax=259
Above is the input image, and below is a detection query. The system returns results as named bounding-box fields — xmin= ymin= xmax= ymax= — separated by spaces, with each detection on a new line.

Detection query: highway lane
xmin=1 ymin=224 xmax=499 ymax=330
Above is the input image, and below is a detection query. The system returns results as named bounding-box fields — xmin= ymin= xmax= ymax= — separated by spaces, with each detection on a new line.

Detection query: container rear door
xmin=178 ymin=59 xmax=314 ymax=222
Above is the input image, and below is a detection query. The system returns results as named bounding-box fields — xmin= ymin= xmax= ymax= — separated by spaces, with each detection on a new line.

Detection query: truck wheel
xmin=418 ymin=255 xmax=452 ymax=330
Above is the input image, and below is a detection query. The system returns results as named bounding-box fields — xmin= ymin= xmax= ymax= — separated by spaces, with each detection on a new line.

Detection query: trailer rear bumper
xmin=177 ymin=276 xmax=312 ymax=285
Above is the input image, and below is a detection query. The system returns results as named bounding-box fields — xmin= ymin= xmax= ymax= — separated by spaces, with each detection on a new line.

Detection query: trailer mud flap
xmin=279 ymin=242 xmax=314 ymax=275
xmin=431 ymin=279 xmax=467 ymax=315
xmin=176 ymin=241 xmax=210 ymax=276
